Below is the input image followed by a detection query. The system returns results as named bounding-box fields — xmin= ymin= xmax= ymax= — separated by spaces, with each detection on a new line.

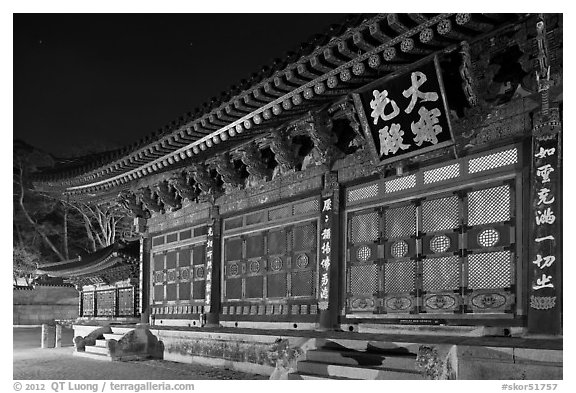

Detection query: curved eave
xmin=31 ymin=13 xmax=527 ymax=197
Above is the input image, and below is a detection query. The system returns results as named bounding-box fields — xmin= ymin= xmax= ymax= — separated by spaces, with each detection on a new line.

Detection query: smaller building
xmin=37 ymin=240 xmax=141 ymax=323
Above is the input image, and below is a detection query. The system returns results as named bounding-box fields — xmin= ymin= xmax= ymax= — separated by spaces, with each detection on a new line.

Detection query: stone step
xmin=73 ymin=351 xmax=113 ymax=361
xmin=306 ymin=349 xmax=417 ymax=370
xmin=103 ymin=333 xmax=125 ymax=341
xmin=288 ymin=372 xmax=355 ymax=380
xmin=296 ymin=360 xmax=424 ymax=380
xmin=95 ymin=339 xmax=107 ymax=347
xmin=85 ymin=345 xmax=110 ymax=356
xmin=315 ymin=338 xmax=419 ymax=355
xmin=110 ymin=327 xmax=135 ymax=335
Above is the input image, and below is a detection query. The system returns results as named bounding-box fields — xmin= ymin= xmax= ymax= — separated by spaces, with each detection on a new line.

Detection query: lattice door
xmin=223 ymin=221 xmax=317 ymax=302
xmin=346 ymin=182 xmax=516 ymax=316
xmin=346 ymin=208 xmax=381 ymax=312
xmin=463 ymin=184 xmax=516 ymax=313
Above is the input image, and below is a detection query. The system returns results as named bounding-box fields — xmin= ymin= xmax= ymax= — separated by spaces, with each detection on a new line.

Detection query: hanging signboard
xmin=527 ymin=128 xmax=561 ymax=334
xmin=318 ymin=195 xmax=334 ymax=311
xmin=352 ymin=56 xmax=454 ymax=166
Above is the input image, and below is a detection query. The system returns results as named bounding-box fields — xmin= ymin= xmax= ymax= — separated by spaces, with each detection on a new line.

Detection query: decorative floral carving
xmin=154 ymin=180 xmax=181 ymax=210
xmin=529 ymin=295 xmax=556 ymax=310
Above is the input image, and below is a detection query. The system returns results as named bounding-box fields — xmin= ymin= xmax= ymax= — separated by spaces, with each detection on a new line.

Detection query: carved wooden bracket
xmin=137 ymin=186 xmax=163 ymax=213
xmin=239 ymin=142 xmax=272 ymax=183
xmin=269 ymin=129 xmax=298 ymax=174
xmin=305 ymin=111 xmax=344 ymax=169
xmin=154 ymin=180 xmax=181 ymax=210
xmin=168 ymin=171 xmax=199 ymax=202
xmin=189 ymin=162 xmax=218 ymax=196
xmin=117 ymin=190 xmax=149 ymax=218
xmin=213 ymin=152 xmax=244 ymax=191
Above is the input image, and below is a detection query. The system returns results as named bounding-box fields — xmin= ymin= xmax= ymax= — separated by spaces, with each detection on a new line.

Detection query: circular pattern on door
xmin=390 ymin=240 xmax=409 ymax=258
xmin=228 ymin=263 xmax=239 ymax=276
xmin=357 ymin=246 xmax=371 ymax=262
xmin=270 ymin=257 xmax=283 ymax=271
xmin=296 ymin=254 xmax=309 ymax=269
xmin=430 ymin=235 xmax=451 ymax=254
xmin=195 ymin=266 xmax=205 ymax=279
xmin=478 ymin=228 xmax=500 ymax=247
xmin=249 ymin=260 xmax=261 ymax=273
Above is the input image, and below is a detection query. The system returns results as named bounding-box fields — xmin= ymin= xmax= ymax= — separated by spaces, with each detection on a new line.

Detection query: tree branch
xmin=16 ymin=163 xmax=65 ymax=261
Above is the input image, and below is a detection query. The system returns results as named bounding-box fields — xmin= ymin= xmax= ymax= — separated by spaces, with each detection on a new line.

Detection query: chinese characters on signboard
xmin=353 ymin=57 xmax=453 ymax=164
xmin=318 ymin=196 xmax=333 ymax=311
xmin=529 ymin=137 xmax=560 ymax=317
xmin=204 ymin=226 xmax=214 ymax=312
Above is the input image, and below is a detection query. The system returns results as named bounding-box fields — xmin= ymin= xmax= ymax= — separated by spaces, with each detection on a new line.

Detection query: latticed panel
xmin=192 ymin=282 xmax=205 ymax=299
xmin=468 ymin=148 xmax=518 ymax=174
xmin=422 ymin=256 xmax=461 ymax=292
xmin=178 ymin=282 xmax=191 ymax=301
xmin=422 ymin=196 xmax=460 ymax=233
xmin=166 ymin=251 xmax=177 ymax=269
xmin=245 ymin=276 xmax=264 ymax=298
xmin=153 ymin=286 xmax=164 ymax=302
xmin=348 ymin=184 xmax=379 ymax=203
xmin=224 ymin=216 xmax=243 ymax=231
xmin=83 ymin=292 xmax=94 ymax=315
xmin=118 ymin=288 xmax=134 ymax=316
xmin=224 ymin=238 xmax=243 ymax=261
xmin=267 ymin=273 xmax=288 ymax=298
xmin=268 ymin=205 xmax=292 ymax=221
xmin=96 ymin=291 xmax=115 ymax=316
xmin=385 ymin=174 xmax=416 ymax=193
xmin=153 ymin=254 xmax=164 ymax=271
xmin=385 ymin=204 xmax=416 ymax=239
xmin=192 ymin=245 xmax=205 ymax=265
xmin=246 ymin=211 xmax=267 ymax=226
xmin=246 ymin=234 xmax=265 ymax=258
xmin=350 ymin=210 xmax=380 ymax=244
xmin=293 ymin=199 xmax=319 ymax=215
xmin=293 ymin=222 xmax=316 ymax=251
xmin=423 ymin=163 xmax=461 ymax=184
xmin=178 ymin=249 xmax=191 ymax=266
xmin=384 ymin=261 xmax=415 ymax=294
xmin=467 ymin=251 xmax=513 ymax=289
xmin=268 ymin=230 xmax=287 ymax=254
xmin=468 ymin=185 xmax=511 ymax=226
xmin=225 ymin=278 xmax=243 ymax=299
xmin=166 ymin=283 xmax=177 ymax=301
xmin=291 ymin=270 xmax=315 ymax=297
xmin=349 ymin=264 xmax=378 ymax=295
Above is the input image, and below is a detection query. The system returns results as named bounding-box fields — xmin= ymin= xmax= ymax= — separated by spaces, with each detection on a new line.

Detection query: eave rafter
xmin=31 ymin=13 xmax=526 ymax=199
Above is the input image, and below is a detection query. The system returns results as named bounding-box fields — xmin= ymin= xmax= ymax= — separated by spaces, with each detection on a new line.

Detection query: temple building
xmin=31 ymin=13 xmax=562 ymax=379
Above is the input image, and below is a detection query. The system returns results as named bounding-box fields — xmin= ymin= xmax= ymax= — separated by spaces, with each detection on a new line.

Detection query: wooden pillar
xmin=318 ymin=171 xmax=341 ymax=330
xmin=527 ymin=108 xmax=562 ymax=335
xmin=139 ymin=235 xmax=150 ymax=323
xmin=204 ymin=206 xmax=222 ymax=327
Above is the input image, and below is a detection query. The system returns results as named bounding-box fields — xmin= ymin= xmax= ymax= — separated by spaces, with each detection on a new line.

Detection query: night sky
xmin=13 ymin=13 xmax=347 ymax=157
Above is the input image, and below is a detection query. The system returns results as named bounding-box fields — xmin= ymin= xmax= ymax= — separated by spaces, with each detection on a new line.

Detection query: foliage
xmin=13 ymin=140 xmax=132 ymax=279
xmin=13 ymin=245 xmax=41 ymax=285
